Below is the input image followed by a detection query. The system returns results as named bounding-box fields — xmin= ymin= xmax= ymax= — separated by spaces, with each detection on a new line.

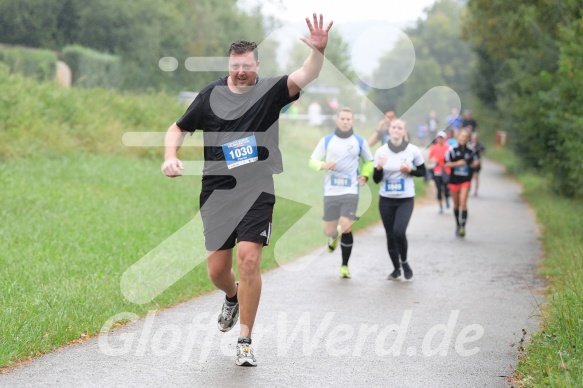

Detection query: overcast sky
xmin=243 ymin=0 xmax=436 ymax=24
xmin=240 ymin=0 xmax=436 ymax=76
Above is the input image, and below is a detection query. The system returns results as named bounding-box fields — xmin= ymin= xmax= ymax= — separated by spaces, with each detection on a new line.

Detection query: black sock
xmin=238 ymin=337 xmax=251 ymax=344
xmin=454 ymin=209 xmax=460 ymax=226
xmin=461 ymin=210 xmax=468 ymax=226
xmin=226 ymin=284 xmax=238 ymax=303
xmin=340 ymin=232 xmax=353 ymax=266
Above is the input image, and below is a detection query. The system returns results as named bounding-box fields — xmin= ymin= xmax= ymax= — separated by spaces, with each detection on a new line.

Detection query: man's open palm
xmin=301 ymin=13 xmax=333 ymax=52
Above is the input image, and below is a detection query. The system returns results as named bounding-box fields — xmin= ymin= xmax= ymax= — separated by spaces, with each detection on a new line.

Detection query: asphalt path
xmin=0 ymin=158 xmax=544 ymax=387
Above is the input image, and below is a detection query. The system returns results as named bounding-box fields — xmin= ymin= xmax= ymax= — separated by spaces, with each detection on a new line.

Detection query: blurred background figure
xmin=427 ymin=110 xmax=439 ymax=141
xmin=308 ymin=100 xmax=324 ymax=127
xmin=462 ymin=109 xmax=478 ymax=132
xmin=368 ymin=108 xmax=396 ymax=148
xmin=470 ymin=132 xmax=486 ymax=196
xmin=428 ymin=131 xmax=451 ymax=214
xmin=445 ymin=107 xmax=462 ymax=131
xmin=447 ymin=127 xmax=459 ymax=147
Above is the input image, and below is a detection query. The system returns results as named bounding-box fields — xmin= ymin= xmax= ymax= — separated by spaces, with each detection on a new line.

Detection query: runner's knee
xmin=237 ymin=249 xmax=262 ymax=277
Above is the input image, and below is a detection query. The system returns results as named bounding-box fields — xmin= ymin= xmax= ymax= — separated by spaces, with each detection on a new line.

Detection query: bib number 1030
xmin=229 ymin=146 xmax=254 ymax=159
xmin=222 ymin=135 xmax=259 ymax=169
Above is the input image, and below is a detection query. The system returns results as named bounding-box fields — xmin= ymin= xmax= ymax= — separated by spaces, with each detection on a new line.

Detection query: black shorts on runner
xmin=199 ymin=189 xmax=275 ymax=251
xmin=323 ymin=194 xmax=358 ymax=221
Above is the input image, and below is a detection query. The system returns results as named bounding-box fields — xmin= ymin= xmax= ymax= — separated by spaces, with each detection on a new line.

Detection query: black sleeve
xmin=409 ymin=163 xmax=426 ymax=177
xmin=373 ymin=167 xmax=384 ymax=183
xmin=176 ymin=94 xmax=204 ymax=133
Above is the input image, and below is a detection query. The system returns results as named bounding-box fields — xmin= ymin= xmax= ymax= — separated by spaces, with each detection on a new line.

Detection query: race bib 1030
xmin=222 ymin=135 xmax=259 ymax=169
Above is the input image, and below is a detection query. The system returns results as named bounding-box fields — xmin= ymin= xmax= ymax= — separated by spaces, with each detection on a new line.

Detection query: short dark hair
xmin=228 ymin=40 xmax=258 ymax=61
xmin=337 ymin=107 xmax=354 ymax=118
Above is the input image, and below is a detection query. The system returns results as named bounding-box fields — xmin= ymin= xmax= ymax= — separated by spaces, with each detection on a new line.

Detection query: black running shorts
xmin=199 ymin=189 xmax=275 ymax=251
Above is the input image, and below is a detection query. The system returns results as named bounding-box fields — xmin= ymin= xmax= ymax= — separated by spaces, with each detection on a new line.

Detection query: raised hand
xmin=300 ymin=13 xmax=333 ymax=53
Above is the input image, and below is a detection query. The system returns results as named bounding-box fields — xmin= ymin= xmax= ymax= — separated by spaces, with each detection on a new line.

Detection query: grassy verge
xmin=485 ymin=146 xmax=583 ymax=386
xmin=1 ymin=71 xmax=430 ymax=368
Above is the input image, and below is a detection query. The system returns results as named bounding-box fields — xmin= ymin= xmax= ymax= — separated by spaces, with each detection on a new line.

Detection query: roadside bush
xmin=0 ymin=45 xmax=57 ymax=81
xmin=61 ymin=45 xmax=122 ymax=89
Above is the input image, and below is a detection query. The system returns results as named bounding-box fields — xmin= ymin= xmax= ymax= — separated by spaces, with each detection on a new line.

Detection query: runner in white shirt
xmin=309 ymin=107 xmax=374 ymax=278
xmin=373 ymin=119 xmax=426 ymax=281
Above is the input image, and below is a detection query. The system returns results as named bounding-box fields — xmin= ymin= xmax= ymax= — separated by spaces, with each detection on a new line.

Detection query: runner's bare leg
xmin=236 ymin=241 xmax=263 ymax=338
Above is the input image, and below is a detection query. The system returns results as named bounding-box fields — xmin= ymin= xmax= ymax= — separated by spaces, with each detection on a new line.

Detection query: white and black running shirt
xmin=374 ymin=143 xmax=424 ymax=198
xmin=445 ymin=144 xmax=480 ymax=184
xmin=311 ymin=131 xmax=374 ymax=196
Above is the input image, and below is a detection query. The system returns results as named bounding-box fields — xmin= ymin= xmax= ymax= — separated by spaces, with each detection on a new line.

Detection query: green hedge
xmin=0 ymin=45 xmax=57 ymax=81
xmin=61 ymin=45 xmax=122 ymax=89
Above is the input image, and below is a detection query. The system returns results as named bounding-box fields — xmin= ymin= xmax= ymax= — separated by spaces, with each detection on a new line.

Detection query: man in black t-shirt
xmin=461 ymin=109 xmax=478 ymax=132
xmin=161 ymin=14 xmax=333 ymax=367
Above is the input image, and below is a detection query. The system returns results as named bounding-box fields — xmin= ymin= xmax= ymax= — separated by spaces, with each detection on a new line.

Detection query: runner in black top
xmin=162 ymin=14 xmax=333 ymax=367
xmin=444 ymin=129 xmax=480 ymax=237
xmin=461 ymin=109 xmax=478 ymax=132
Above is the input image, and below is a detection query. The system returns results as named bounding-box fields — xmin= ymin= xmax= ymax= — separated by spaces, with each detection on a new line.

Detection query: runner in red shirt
xmin=427 ymin=131 xmax=451 ymax=214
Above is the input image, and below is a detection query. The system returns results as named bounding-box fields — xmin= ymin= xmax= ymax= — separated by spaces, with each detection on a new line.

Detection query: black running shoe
xmin=387 ymin=268 xmax=402 ymax=281
xmin=402 ymin=261 xmax=413 ymax=281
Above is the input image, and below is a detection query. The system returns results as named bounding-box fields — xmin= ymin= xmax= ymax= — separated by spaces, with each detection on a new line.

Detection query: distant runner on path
xmin=427 ymin=131 xmax=451 ymax=214
xmin=444 ymin=128 xmax=480 ymax=237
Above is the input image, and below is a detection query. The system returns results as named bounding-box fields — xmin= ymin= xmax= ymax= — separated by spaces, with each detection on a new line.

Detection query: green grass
xmin=485 ymin=147 xmax=583 ymax=387
xmin=0 ymin=154 xmax=199 ymax=364
xmin=0 ymin=71 xmax=432 ymax=368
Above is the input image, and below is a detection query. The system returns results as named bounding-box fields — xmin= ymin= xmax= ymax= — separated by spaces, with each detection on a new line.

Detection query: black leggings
xmin=379 ymin=196 xmax=414 ymax=270
xmin=433 ymin=174 xmax=450 ymax=201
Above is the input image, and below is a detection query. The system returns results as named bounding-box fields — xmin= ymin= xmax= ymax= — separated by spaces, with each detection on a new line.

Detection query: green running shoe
xmin=340 ymin=265 xmax=351 ymax=279
xmin=327 ymin=225 xmax=342 ymax=253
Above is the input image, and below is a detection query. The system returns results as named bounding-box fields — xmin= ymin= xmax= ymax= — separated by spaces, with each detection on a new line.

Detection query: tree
xmin=0 ymin=0 xmax=73 ymax=49
xmin=463 ymin=0 xmax=583 ymax=198
xmin=368 ymin=0 xmax=473 ymax=116
xmin=397 ymin=57 xmax=447 ymax=124
xmin=0 ymin=0 xmax=270 ymax=92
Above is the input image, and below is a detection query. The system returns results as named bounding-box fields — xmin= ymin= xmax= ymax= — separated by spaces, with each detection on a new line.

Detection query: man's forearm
xmin=164 ymin=123 xmax=186 ymax=160
xmin=301 ymin=48 xmax=325 ymax=85
xmin=288 ymin=48 xmax=325 ymax=94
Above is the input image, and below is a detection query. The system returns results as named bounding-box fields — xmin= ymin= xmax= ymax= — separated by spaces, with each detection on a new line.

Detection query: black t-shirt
xmin=462 ymin=118 xmax=478 ymax=131
xmin=176 ymin=75 xmax=300 ymax=191
xmin=445 ymin=144 xmax=479 ymax=184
